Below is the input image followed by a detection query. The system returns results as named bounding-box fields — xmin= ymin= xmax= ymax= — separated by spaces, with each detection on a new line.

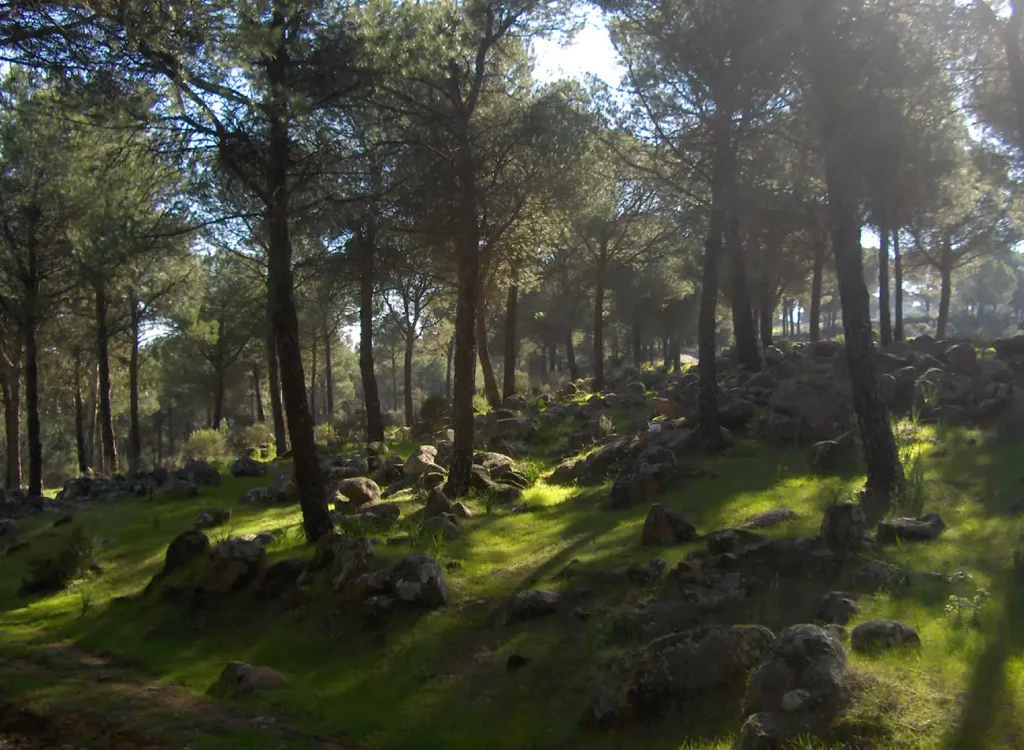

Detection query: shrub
xmin=419 ymin=394 xmax=451 ymax=431
xmin=384 ymin=410 xmax=406 ymax=428
xmin=21 ymin=526 xmax=96 ymax=595
xmin=473 ymin=394 xmax=490 ymax=414
xmin=179 ymin=428 xmax=228 ymax=464
xmin=233 ymin=422 xmax=275 ymax=458
xmin=314 ymin=423 xmax=339 ymax=447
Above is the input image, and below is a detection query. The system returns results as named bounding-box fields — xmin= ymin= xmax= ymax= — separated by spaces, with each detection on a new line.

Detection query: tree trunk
xmin=95 ymin=281 xmax=117 ymax=474
xmin=358 ymin=227 xmax=385 ymax=445
xmin=128 ymin=291 xmax=142 ymax=474
xmin=323 ymin=321 xmax=335 ymax=422
xmin=632 ymin=319 xmax=642 ymax=368
xmin=2 ymin=363 xmax=21 ymax=489
xmin=309 ymin=336 xmax=318 ymax=426
xmin=476 ymin=297 xmax=501 ymax=409
xmin=1002 ymin=5 xmax=1024 ymax=151
xmin=390 ymin=349 xmax=398 ymax=412
xmin=726 ymin=217 xmax=760 ymax=370
xmin=698 ymin=119 xmax=731 ymax=451
xmin=893 ymin=230 xmax=904 ymax=342
xmin=265 ymin=304 xmax=287 ymax=455
xmin=253 ymin=364 xmax=265 ymax=422
xmin=812 ymin=46 xmax=904 ymax=510
xmin=404 ymin=332 xmax=415 ymax=427
xmin=938 ymin=234 xmax=952 ymax=340
xmin=671 ymin=338 xmax=681 ymax=373
xmin=760 ymin=295 xmax=774 ymax=347
xmin=878 ymin=221 xmax=892 ymax=346
xmin=502 ymin=282 xmax=518 ymax=400
xmin=74 ymin=347 xmax=87 ymax=474
xmin=445 ymin=335 xmax=454 ymax=401
xmin=24 ymin=254 xmax=41 ymax=497
xmin=810 ymin=239 xmax=825 ymax=342
xmin=264 ymin=19 xmax=332 ymax=543
xmin=593 ymin=256 xmax=607 ymax=389
xmin=212 ymin=364 xmax=226 ymax=430
xmin=566 ymin=328 xmax=579 ymax=381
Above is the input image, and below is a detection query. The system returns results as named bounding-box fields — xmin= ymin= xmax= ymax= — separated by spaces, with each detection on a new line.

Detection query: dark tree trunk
xmin=24 ymin=258 xmax=41 ymax=497
xmin=813 ymin=48 xmax=904 ymax=509
xmin=445 ymin=336 xmax=453 ymax=401
xmin=212 ymin=364 xmax=226 ymax=430
xmin=86 ymin=360 xmax=97 ymax=468
xmin=323 ymin=322 xmax=335 ymax=422
xmin=358 ymin=227 xmax=385 ymax=445
xmin=129 ymin=291 xmax=142 ymax=474
xmin=390 ymin=350 xmax=398 ymax=412
xmin=476 ymin=296 xmax=501 ymax=409
xmin=166 ymin=401 xmax=175 ymax=458
xmin=2 ymin=362 xmax=21 ymax=490
xmin=727 ymin=217 xmax=761 ymax=371
xmin=502 ymin=282 xmax=518 ymax=400
xmin=264 ymin=19 xmax=332 ymax=543
xmin=403 ymin=332 xmax=415 ymax=427
xmin=632 ymin=319 xmax=642 ymax=368
xmin=266 ymin=315 xmax=287 ymax=455
xmin=671 ymin=338 xmax=681 ymax=373
xmin=893 ymin=230 xmax=904 ymax=342
xmin=74 ymin=347 xmax=87 ymax=475
xmin=95 ymin=281 xmax=117 ymax=474
xmin=253 ymin=364 xmax=265 ymax=422
xmin=309 ymin=336 xmax=318 ymax=426
xmin=1001 ymin=5 xmax=1024 ymax=151
xmin=760 ymin=296 xmax=774 ymax=348
xmin=698 ymin=120 xmax=731 ymax=451
xmin=810 ymin=239 xmax=825 ymax=342
xmin=938 ymin=234 xmax=952 ymax=340
xmin=593 ymin=257 xmax=607 ymax=389
xmin=155 ymin=412 xmax=163 ymax=465
xmin=878 ymin=222 xmax=892 ymax=346
xmin=566 ymin=328 xmax=579 ymax=381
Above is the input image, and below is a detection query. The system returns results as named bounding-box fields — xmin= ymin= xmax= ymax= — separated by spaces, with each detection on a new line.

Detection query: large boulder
xmin=944 ymin=343 xmax=977 ymax=374
xmin=229 ymin=455 xmax=265 ymax=478
xmin=423 ymin=488 xmax=454 ymax=519
xmin=183 ymin=459 xmax=221 ymax=487
xmin=588 ymin=625 xmax=775 ymax=727
xmin=719 ymin=397 xmax=757 ymax=429
xmin=742 ymin=624 xmax=848 ymax=744
xmin=994 ymin=335 xmax=1024 ymax=361
xmin=642 ymin=504 xmax=698 ymax=546
xmin=474 ymin=452 xmax=515 ymax=475
xmin=404 ymin=445 xmax=440 ymax=478
xmin=390 ymin=553 xmax=447 ymax=608
xmin=816 ymin=592 xmax=859 ymax=625
xmin=207 ymin=662 xmax=286 ymax=698
xmin=508 ymin=590 xmax=561 ymax=623
xmin=335 ymin=477 xmax=381 ymax=510
xmin=195 ymin=507 xmax=231 ymax=530
xmin=271 ymin=468 xmax=297 ymax=503
xmin=162 ymin=530 xmax=210 ymax=575
xmin=767 ymin=378 xmax=853 ymax=444
xmin=850 ymin=620 xmax=920 ymax=652
xmin=202 ymin=536 xmax=267 ymax=593
xmin=609 ymin=446 xmax=677 ymax=510
xmin=422 ymin=515 xmax=459 ymax=540
xmin=819 ymin=503 xmax=867 ymax=553
xmin=876 ymin=513 xmax=945 ymax=544
xmin=329 ymin=537 xmax=378 ymax=596
xmin=238 ymin=487 xmax=274 ymax=506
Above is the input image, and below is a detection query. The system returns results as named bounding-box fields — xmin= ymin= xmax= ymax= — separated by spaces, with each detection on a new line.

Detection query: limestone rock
xmin=183 ymin=459 xmax=221 ymax=487
xmin=404 ymin=445 xmax=440 ymax=477
xmin=422 ymin=515 xmax=459 ymax=540
xmin=202 ymin=536 xmax=266 ymax=593
xmin=229 ymin=455 xmax=265 ymax=477
xmin=336 ymin=477 xmax=382 ymax=509
xmin=816 ymin=592 xmax=859 ymax=625
xmin=391 ymin=553 xmax=447 ymax=608
xmin=850 ymin=620 xmax=920 ymax=652
xmin=876 ymin=513 xmax=945 ymax=544
xmin=641 ymin=503 xmax=698 ymax=546
xmin=819 ymin=503 xmax=867 ymax=553
xmin=162 ymin=530 xmax=210 ymax=575
xmin=195 ymin=507 xmax=231 ymax=530
xmin=207 ymin=662 xmax=285 ymax=698
xmin=423 ymin=488 xmax=453 ymax=519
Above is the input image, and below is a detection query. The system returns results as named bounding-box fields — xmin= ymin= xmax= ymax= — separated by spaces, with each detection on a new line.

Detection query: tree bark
xmin=502 ymin=282 xmax=518 ymax=400
xmin=403 ymin=332 xmax=415 ymax=427
xmin=632 ymin=319 xmax=643 ymax=368
xmin=74 ymin=347 xmax=87 ymax=475
xmin=2 ymin=362 xmax=21 ymax=490
xmin=128 ymin=291 xmax=142 ymax=474
xmin=812 ymin=43 xmax=904 ymax=509
xmin=878 ymin=221 xmax=892 ymax=346
xmin=358 ymin=226 xmax=385 ymax=445
xmin=476 ymin=295 xmax=501 ymax=408
xmin=212 ymin=363 xmax=226 ymax=430
xmin=95 ymin=280 xmax=117 ymax=475
xmin=86 ymin=359 xmax=97 ymax=468
xmin=264 ymin=10 xmax=331 ymax=542
xmin=810 ymin=239 xmax=825 ymax=342
xmin=309 ymin=336 xmax=318 ymax=426
xmin=323 ymin=321 xmax=335 ymax=422
xmin=726 ymin=217 xmax=761 ymax=370
xmin=760 ymin=295 xmax=774 ymax=347
xmin=252 ymin=363 xmax=265 ymax=422
xmin=266 ymin=309 xmax=287 ymax=455
xmin=593 ymin=255 xmax=607 ymax=389
xmin=698 ymin=119 xmax=731 ymax=451
xmin=893 ymin=229 xmax=904 ymax=342
xmin=938 ymin=233 xmax=952 ymax=340
xmin=566 ymin=328 xmax=579 ymax=381
xmin=24 ymin=271 xmax=41 ymax=497
xmin=1000 ymin=4 xmax=1024 ymax=151
xmin=445 ymin=335 xmax=453 ymax=401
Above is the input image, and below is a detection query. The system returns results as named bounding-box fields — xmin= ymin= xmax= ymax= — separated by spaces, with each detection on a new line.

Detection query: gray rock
xmin=850 ymin=619 xmax=920 ymax=652
xmin=207 ymin=662 xmax=285 ymax=698
xmin=202 ymin=536 xmax=267 ymax=593
xmin=391 ymin=553 xmax=447 ymax=608
xmin=423 ymin=488 xmax=453 ymax=519
xmin=816 ymin=592 xmax=859 ymax=625
xmin=183 ymin=459 xmax=221 ymax=487
xmin=239 ymin=487 xmax=274 ymax=505
xmin=508 ymin=589 xmax=561 ymax=622
xmin=162 ymin=530 xmax=210 ymax=575
xmin=876 ymin=513 xmax=945 ymax=544
xmin=404 ymin=445 xmax=440 ymax=477
xmin=229 ymin=455 xmax=265 ymax=477
xmin=739 ymin=508 xmax=798 ymax=530
xmin=356 ymin=502 xmax=401 ymax=523
xmin=737 ymin=712 xmax=782 ymax=750
xmin=944 ymin=342 xmax=977 ymax=374
xmin=819 ymin=503 xmax=867 ymax=553
xmin=588 ymin=625 xmax=774 ymax=727
xmin=422 ymin=515 xmax=459 ymax=540
xmin=641 ymin=503 xmax=698 ymax=546
xmin=0 ymin=518 xmax=20 ymax=541
xmin=336 ymin=477 xmax=382 ymax=509
xmin=195 ymin=507 xmax=231 ymax=529
xmin=329 ymin=537 xmax=378 ymax=596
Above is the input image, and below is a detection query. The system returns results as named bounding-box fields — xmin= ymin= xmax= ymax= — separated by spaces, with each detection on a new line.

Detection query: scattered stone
xmin=202 ymin=536 xmax=267 ymax=594
xmin=356 ymin=502 xmax=401 ymax=523
xmin=853 ymin=559 xmax=911 ymax=590
xmin=641 ymin=504 xmax=698 ymax=546
xmin=808 ymin=438 xmax=856 ymax=472
xmin=422 ymin=515 xmax=459 ymax=540
xmin=944 ymin=342 xmax=977 ymax=374
xmin=850 ymin=620 xmax=921 ymax=652
xmin=239 ymin=487 xmax=274 ymax=506
xmin=329 ymin=538 xmax=378 ymax=595
xmin=816 ymin=592 xmax=859 ymax=625
xmin=183 ymin=459 xmax=221 ymax=487
xmin=336 ymin=477 xmax=382 ymax=509
xmin=229 ymin=455 xmax=265 ymax=477
xmin=162 ymin=530 xmax=211 ymax=575
xmin=626 ymin=558 xmax=667 ymax=585
xmin=739 ymin=508 xmax=798 ymax=530
xmin=876 ymin=513 xmax=946 ymax=544
xmin=452 ymin=501 xmax=473 ymax=519
xmin=207 ymin=662 xmax=286 ymax=698
xmin=588 ymin=625 xmax=774 ymax=727
xmin=508 ymin=590 xmax=561 ymax=623
xmin=404 ymin=445 xmax=440 ymax=477
xmin=423 ymin=488 xmax=453 ymax=519
xmin=257 ymin=558 xmax=308 ymax=601
xmin=195 ymin=507 xmax=231 ymax=530
xmin=390 ymin=553 xmax=447 ymax=608
xmin=819 ymin=503 xmax=867 ymax=553
xmin=386 ymin=534 xmax=410 ymax=546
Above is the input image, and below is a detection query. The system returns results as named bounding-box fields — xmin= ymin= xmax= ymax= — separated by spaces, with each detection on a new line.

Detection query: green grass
xmin=3 ymin=424 xmax=1024 ymax=748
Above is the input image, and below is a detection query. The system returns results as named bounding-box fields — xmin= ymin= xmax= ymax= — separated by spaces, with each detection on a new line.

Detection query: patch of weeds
xmin=516 ymin=457 xmax=545 ymax=488
xmin=78 ymin=590 xmax=93 ymax=618
xmin=21 ymin=525 xmax=97 ymax=595
xmin=408 ymin=525 xmax=445 ymax=560
xmin=895 ymin=444 xmax=926 ymax=517
xmin=944 ymin=585 xmax=990 ymax=630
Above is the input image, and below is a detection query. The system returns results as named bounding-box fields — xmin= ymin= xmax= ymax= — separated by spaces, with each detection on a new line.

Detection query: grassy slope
xmin=2 ymin=420 xmax=1024 ymax=749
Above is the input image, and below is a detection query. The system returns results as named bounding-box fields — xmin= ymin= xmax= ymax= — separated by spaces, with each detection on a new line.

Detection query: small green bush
xmin=419 ymin=394 xmax=451 ymax=431
xmin=234 ymin=422 xmax=274 ymax=457
xmin=179 ymin=428 xmax=228 ymax=464
xmin=21 ymin=525 xmax=96 ymax=595
xmin=314 ymin=423 xmax=339 ymax=447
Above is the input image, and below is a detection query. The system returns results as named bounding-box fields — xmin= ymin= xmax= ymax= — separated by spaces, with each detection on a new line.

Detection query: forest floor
xmin=3 ymin=405 xmax=1024 ymax=749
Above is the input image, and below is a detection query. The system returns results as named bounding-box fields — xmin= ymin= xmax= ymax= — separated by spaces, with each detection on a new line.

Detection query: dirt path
xmin=0 ymin=644 xmax=355 ymax=750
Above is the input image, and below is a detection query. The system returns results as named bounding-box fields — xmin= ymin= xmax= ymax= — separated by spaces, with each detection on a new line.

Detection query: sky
xmin=532 ymin=15 xmax=623 ymax=85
